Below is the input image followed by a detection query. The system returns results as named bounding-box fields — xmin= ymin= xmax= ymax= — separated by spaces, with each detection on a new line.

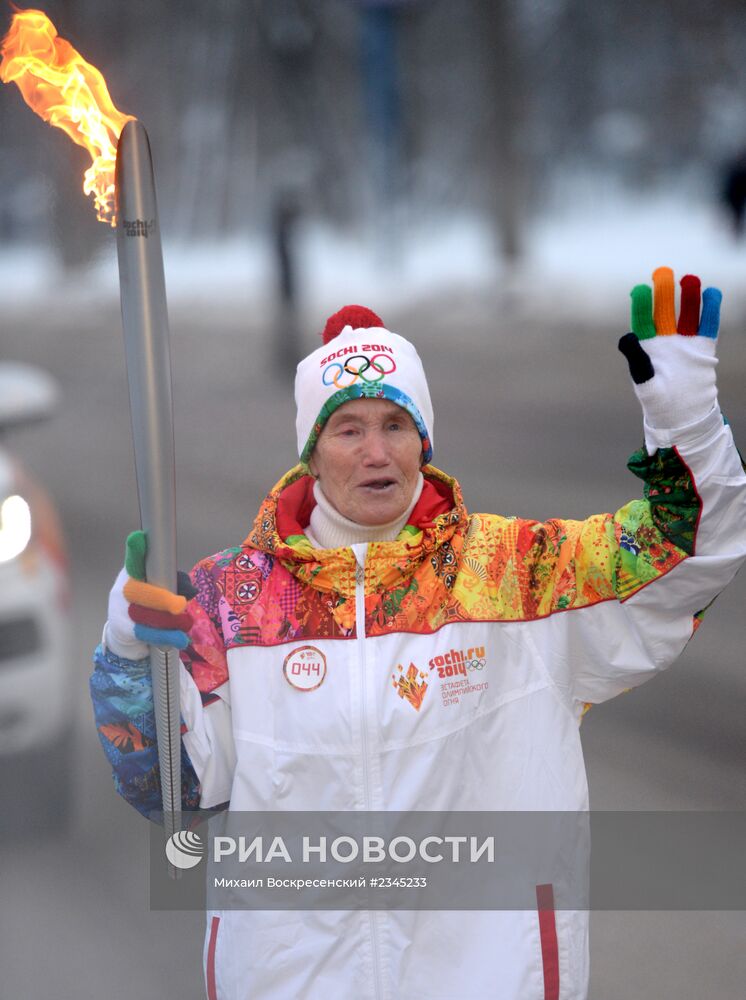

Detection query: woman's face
xmin=309 ymin=398 xmax=422 ymax=526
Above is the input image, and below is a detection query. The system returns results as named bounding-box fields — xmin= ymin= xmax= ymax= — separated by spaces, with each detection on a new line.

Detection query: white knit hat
xmin=295 ymin=305 xmax=434 ymax=464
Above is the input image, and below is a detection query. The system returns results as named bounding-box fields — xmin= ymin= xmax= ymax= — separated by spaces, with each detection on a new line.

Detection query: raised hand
xmin=618 ymin=266 xmax=721 ymax=431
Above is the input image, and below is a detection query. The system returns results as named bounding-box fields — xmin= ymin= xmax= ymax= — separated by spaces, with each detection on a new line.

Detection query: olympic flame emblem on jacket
xmin=392 ymin=662 xmax=428 ymax=711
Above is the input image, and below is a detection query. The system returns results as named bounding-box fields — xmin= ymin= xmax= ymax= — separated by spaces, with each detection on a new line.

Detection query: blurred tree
xmin=358 ymin=0 xmax=406 ymax=209
xmin=258 ymin=0 xmax=357 ymax=223
xmin=6 ymin=0 xmax=746 ymax=258
xmin=476 ymin=0 xmax=528 ymax=261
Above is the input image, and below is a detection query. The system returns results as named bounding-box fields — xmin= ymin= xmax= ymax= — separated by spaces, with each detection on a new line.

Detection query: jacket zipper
xmin=356 ymin=561 xmax=373 ymax=811
xmin=355 ymin=557 xmax=383 ymax=1000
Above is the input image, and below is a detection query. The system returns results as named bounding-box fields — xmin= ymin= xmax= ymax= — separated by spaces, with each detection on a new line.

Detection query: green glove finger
xmin=630 ymin=284 xmax=656 ymax=340
xmin=125 ymin=529 xmax=147 ymax=582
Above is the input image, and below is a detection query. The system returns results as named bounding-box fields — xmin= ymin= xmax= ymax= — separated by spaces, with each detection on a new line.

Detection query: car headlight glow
xmin=0 ymin=494 xmax=32 ymax=563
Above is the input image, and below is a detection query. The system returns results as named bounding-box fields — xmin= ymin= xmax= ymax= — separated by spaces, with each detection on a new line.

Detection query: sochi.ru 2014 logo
xmin=429 ymin=645 xmax=486 ymax=678
xmin=428 ymin=645 xmax=488 ymax=708
xmin=165 ymin=830 xmax=204 ymax=870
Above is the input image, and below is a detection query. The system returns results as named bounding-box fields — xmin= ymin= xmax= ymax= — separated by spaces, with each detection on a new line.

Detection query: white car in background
xmin=0 ymin=362 xmax=73 ymax=831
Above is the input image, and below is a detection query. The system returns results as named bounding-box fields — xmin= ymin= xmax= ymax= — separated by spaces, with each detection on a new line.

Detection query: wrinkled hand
xmin=618 ymin=266 xmax=721 ymax=431
xmin=104 ymin=530 xmax=196 ymax=660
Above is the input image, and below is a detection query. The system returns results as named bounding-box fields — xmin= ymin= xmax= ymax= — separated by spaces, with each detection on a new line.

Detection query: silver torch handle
xmin=115 ymin=120 xmax=181 ymax=867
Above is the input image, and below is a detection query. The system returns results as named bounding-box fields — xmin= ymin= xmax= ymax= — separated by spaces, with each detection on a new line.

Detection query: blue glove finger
xmin=133 ymin=624 xmax=190 ymax=650
xmin=698 ymin=287 xmax=722 ymax=339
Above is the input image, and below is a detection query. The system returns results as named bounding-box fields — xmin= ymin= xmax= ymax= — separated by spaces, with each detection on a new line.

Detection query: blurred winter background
xmin=1 ymin=2 xmax=745 ymax=998
xmin=4 ymin=0 xmax=746 ymax=313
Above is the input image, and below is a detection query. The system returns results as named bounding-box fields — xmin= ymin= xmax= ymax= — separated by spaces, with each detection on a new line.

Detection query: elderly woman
xmin=91 ymin=272 xmax=746 ymax=1000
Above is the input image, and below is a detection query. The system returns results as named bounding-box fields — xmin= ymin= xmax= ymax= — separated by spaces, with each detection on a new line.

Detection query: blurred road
xmin=1 ymin=284 xmax=744 ymax=999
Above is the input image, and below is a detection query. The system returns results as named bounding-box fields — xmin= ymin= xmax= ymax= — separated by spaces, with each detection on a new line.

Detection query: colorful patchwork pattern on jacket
xmin=92 ymin=447 xmax=701 ymax=816
xmin=90 ymin=644 xmax=201 ymax=820
xmin=179 ymin=450 xmax=701 ymax=699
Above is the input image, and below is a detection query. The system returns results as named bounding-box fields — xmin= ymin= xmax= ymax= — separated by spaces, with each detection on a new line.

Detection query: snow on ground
xmin=527 ymin=188 xmax=746 ymax=320
xmin=2 ymin=184 xmax=745 ymax=325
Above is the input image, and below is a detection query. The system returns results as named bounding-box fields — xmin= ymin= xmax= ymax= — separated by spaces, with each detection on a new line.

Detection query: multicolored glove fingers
xmin=630 ymin=267 xmax=721 ymax=341
xmin=122 ymin=529 xmax=194 ymax=650
xmin=620 ymin=267 xmax=722 ymax=384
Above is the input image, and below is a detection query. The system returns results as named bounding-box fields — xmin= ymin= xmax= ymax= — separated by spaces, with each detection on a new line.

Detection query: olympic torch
xmin=115 ymin=120 xmax=182 ymax=857
xmin=0 ymin=11 xmax=182 ymax=864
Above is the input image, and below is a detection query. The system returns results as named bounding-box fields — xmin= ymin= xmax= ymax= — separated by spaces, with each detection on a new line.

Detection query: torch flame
xmin=0 ymin=9 xmax=134 ymax=226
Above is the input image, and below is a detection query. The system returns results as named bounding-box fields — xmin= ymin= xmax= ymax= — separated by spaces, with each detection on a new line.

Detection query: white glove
xmin=618 ymin=267 xmax=721 ymax=434
xmin=104 ymin=567 xmax=149 ymax=660
xmin=102 ymin=530 xmax=194 ymax=659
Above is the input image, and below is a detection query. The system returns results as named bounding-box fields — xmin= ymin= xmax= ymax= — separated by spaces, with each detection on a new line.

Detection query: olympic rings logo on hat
xmin=322 ymin=353 xmax=397 ymax=389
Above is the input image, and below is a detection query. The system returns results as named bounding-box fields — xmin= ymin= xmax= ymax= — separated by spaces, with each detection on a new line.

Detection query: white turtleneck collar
xmin=304 ymin=473 xmax=424 ymax=550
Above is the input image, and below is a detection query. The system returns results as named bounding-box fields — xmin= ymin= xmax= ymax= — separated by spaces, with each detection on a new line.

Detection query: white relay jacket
xmin=94 ymin=406 xmax=746 ymax=1000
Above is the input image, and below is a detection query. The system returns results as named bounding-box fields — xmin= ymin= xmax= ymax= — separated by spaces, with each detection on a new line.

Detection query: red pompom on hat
xmin=322 ymin=305 xmax=383 ymax=344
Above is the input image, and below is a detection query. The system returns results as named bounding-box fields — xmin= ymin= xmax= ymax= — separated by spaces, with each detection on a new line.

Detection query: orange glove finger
xmin=123 ymin=577 xmax=187 ymax=614
xmin=652 ymin=266 xmax=677 ymax=335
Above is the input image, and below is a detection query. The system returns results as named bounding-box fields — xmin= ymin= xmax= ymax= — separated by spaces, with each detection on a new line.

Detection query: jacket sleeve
xmin=90 ymin=644 xmax=201 ymax=820
xmin=514 ymin=407 xmax=746 ymax=707
xmin=90 ymin=554 xmax=237 ymax=819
